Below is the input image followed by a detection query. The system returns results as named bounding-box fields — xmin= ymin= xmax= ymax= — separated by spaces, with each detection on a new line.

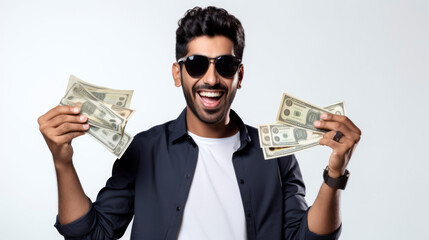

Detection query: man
xmin=38 ymin=6 xmax=361 ymax=240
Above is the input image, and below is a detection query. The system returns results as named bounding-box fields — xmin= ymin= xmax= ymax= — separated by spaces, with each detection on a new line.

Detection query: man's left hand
xmin=314 ymin=113 xmax=362 ymax=178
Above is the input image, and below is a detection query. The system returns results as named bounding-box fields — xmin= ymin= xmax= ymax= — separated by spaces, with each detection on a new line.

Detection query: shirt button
xmin=240 ymin=179 xmax=245 ymax=184
xmin=176 ymin=206 xmax=181 ymax=211
xmin=185 ymin=174 xmax=190 ymax=179
xmin=247 ymin=213 xmax=252 ymax=218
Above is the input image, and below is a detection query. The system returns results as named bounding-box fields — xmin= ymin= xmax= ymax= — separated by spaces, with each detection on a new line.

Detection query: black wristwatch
xmin=323 ymin=166 xmax=350 ymax=190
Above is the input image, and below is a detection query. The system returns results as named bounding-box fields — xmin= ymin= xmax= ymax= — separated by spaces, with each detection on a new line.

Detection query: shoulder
xmin=135 ymin=121 xmax=172 ymax=138
xmin=131 ymin=120 xmax=174 ymax=145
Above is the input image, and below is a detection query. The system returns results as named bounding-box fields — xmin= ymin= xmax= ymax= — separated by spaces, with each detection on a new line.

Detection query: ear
xmin=172 ymin=62 xmax=182 ymax=87
xmin=237 ymin=64 xmax=244 ymax=89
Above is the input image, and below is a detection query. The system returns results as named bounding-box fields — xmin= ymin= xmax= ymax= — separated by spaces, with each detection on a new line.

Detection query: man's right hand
xmin=38 ymin=105 xmax=91 ymax=225
xmin=38 ymin=105 xmax=89 ymax=167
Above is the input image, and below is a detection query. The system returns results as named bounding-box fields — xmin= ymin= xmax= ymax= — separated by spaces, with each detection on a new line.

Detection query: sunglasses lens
xmin=215 ymin=56 xmax=240 ymax=78
xmin=181 ymin=55 xmax=241 ymax=78
xmin=184 ymin=55 xmax=209 ymax=78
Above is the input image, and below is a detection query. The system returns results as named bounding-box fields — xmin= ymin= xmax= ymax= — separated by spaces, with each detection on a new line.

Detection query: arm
xmin=307 ymin=178 xmax=342 ymax=235
xmin=307 ymin=113 xmax=361 ymax=234
xmin=55 ymin=162 xmax=91 ymax=225
xmin=280 ymin=155 xmax=342 ymax=240
xmin=38 ymin=106 xmax=90 ymax=224
xmin=53 ymin=150 xmax=136 ymax=239
xmin=39 ymin=106 xmax=136 ymax=239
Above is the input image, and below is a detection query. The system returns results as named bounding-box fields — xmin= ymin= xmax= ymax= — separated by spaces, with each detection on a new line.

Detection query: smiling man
xmin=174 ymin=34 xmax=242 ymax=138
xmin=38 ymin=6 xmax=361 ymax=240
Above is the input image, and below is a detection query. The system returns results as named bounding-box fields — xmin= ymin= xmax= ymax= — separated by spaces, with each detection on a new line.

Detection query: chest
xmin=135 ymin=141 xmax=282 ymax=210
xmin=132 ymin=141 xmax=284 ymax=239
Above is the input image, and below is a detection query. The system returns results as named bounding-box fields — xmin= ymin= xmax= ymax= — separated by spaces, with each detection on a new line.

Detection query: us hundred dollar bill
xmin=276 ymin=93 xmax=332 ymax=133
xmin=61 ymin=76 xmax=135 ymax=158
xmin=260 ymin=102 xmax=346 ymax=148
xmin=61 ymin=82 xmax=126 ymax=134
xmin=263 ymin=141 xmax=320 ymax=160
xmin=258 ymin=124 xmax=323 ymax=148
xmin=67 ymin=75 xmax=134 ymax=108
xmin=67 ymin=75 xmax=136 ymax=121
xmin=323 ymin=101 xmax=346 ymax=116
xmin=87 ymin=126 xmax=133 ymax=158
xmin=262 ymin=101 xmax=346 ymax=160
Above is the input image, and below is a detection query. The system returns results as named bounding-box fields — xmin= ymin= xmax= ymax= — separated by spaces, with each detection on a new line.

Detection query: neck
xmin=186 ymin=107 xmax=239 ymax=138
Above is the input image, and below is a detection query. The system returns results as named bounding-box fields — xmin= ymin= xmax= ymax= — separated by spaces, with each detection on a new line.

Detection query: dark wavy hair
xmin=175 ymin=6 xmax=245 ymax=60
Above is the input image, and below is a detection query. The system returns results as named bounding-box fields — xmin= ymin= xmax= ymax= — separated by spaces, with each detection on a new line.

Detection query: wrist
xmin=54 ymin=160 xmax=74 ymax=172
xmin=327 ymin=164 xmax=346 ymax=178
xmin=328 ymin=168 xmax=345 ymax=178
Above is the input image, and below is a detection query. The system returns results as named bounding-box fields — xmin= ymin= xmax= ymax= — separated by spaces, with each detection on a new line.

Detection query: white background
xmin=1 ymin=0 xmax=428 ymax=239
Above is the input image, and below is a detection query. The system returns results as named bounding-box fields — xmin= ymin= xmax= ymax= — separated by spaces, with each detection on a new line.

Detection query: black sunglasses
xmin=178 ymin=55 xmax=242 ymax=78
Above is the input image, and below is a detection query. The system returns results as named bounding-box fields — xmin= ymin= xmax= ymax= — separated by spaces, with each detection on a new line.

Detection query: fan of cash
xmin=258 ymin=93 xmax=346 ymax=160
xmin=60 ymin=75 xmax=135 ymax=158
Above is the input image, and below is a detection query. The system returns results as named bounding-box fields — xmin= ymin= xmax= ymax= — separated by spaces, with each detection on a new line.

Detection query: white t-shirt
xmin=177 ymin=131 xmax=247 ymax=240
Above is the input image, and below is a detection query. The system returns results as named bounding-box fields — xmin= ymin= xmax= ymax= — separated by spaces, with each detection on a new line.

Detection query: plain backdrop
xmin=1 ymin=0 xmax=428 ymax=239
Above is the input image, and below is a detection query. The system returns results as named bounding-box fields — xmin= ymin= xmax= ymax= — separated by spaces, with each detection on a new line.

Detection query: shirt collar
xmin=169 ymin=108 xmax=251 ymax=149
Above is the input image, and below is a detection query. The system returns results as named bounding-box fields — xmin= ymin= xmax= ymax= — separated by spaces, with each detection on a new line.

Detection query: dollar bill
xmin=67 ymin=75 xmax=134 ymax=108
xmin=61 ymin=82 xmax=126 ymax=134
xmin=111 ymin=105 xmax=135 ymax=122
xmin=261 ymin=100 xmax=347 ymax=160
xmin=261 ymin=102 xmax=346 ymax=149
xmin=276 ymin=93 xmax=332 ymax=133
xmin=87 ymin=126 xmax=133 ymax=158
xmin=323 ymin=101 xmax=346 ymax=116
xmin=67 ymin=75 xmax=136 ymax=121
xmin=263 ymin=141 xmax=320 ymax=160
xmin=61 ymin=76 xmax=135 ymax=158
xmin=258 ymin=124 xmax=323 ymax=147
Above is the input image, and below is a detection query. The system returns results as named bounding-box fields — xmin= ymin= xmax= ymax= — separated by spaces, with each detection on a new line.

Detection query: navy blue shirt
xmin=54 ymin=109 xmax=341 ymax=240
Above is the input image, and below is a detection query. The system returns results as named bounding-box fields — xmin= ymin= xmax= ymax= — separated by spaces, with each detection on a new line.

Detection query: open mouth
xmin=197 ymin=90 xmax=225 ymax=109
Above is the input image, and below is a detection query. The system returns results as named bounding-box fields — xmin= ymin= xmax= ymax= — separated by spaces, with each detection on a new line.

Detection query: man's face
xmin=173 ymin=35 xmax=243 ymax=124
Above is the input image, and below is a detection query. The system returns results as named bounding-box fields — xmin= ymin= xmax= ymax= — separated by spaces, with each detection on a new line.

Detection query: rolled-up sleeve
xmin=53 ymin=141 xmax=138 ymax=239
xmin=54 ymin=198 xmax=96 ymax=238
xmin=280 ymin=155 xmax=342 ymax=240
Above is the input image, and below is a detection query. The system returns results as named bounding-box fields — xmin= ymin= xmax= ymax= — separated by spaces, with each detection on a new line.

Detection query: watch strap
xmin=323 ymin=166 xmax=350 ymax=190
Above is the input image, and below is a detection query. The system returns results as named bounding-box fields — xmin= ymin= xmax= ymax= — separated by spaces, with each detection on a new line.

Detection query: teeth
xmin=199 ymin=91 xmax=222 ymax=97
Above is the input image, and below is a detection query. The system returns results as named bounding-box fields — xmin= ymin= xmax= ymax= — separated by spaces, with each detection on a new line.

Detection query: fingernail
xmin=321 ymin=113 xmax=327 ymax=119
xmin=83 ymin=124 xmax=89 ymax=129
xmin=80 ymin=115 xmax=87 ymax=121
xmin=73 ymin=107 xmax=79 ymax=113
xmin=314 ymin=121 xmax=321 ymax=127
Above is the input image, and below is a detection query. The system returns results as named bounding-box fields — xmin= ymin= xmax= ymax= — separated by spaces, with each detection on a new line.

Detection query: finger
xmin=321 ymin=130 xmax=356 ymax=148
xmin=319 ymin=136 xmax=342 ymax=149
xmin=323 ymin=131 xmax=342 ymax=143
xmin=57 ymin=131 xmax=86 ymax=144
xmin=319 ymin=137 xmax=349 ymax=155
xmin=320 ymin=113 xmax=361 ymax=135
xmin=38 ymin=105 xmax=80 ymax=124
xmin=48 ymin=114 xmax=87 ymax=128
xmin=315 ymin=120 xmax=360 ymax=142
xmin=54 ymin=123 xmax=89 ymax=136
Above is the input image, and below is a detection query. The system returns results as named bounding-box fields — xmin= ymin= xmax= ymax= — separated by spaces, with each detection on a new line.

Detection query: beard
xmin=181 ymin=76 xmax=233 ymax=125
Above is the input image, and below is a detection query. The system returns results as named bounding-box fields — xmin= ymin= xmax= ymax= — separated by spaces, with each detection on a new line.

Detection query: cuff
xmin=54 ymin=198 xmax=96 ymax=238
xmin=300 ymin=207 xmax=342 ymax=240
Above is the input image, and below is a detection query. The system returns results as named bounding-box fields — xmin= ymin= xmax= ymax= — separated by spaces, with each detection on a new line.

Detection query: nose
xmin=203 ymin=60 xmax=219 ymax=86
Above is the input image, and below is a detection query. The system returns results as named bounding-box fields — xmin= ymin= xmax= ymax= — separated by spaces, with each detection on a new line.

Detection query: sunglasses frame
xmin=177 ymin=54 xmax=242 ymax=78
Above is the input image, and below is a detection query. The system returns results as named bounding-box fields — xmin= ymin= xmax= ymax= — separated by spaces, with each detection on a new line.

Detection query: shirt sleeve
xmin=54 ymin=141 xmax=138 ymax=239
xmin=279 ymin=154 xmax=342 ymax=240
